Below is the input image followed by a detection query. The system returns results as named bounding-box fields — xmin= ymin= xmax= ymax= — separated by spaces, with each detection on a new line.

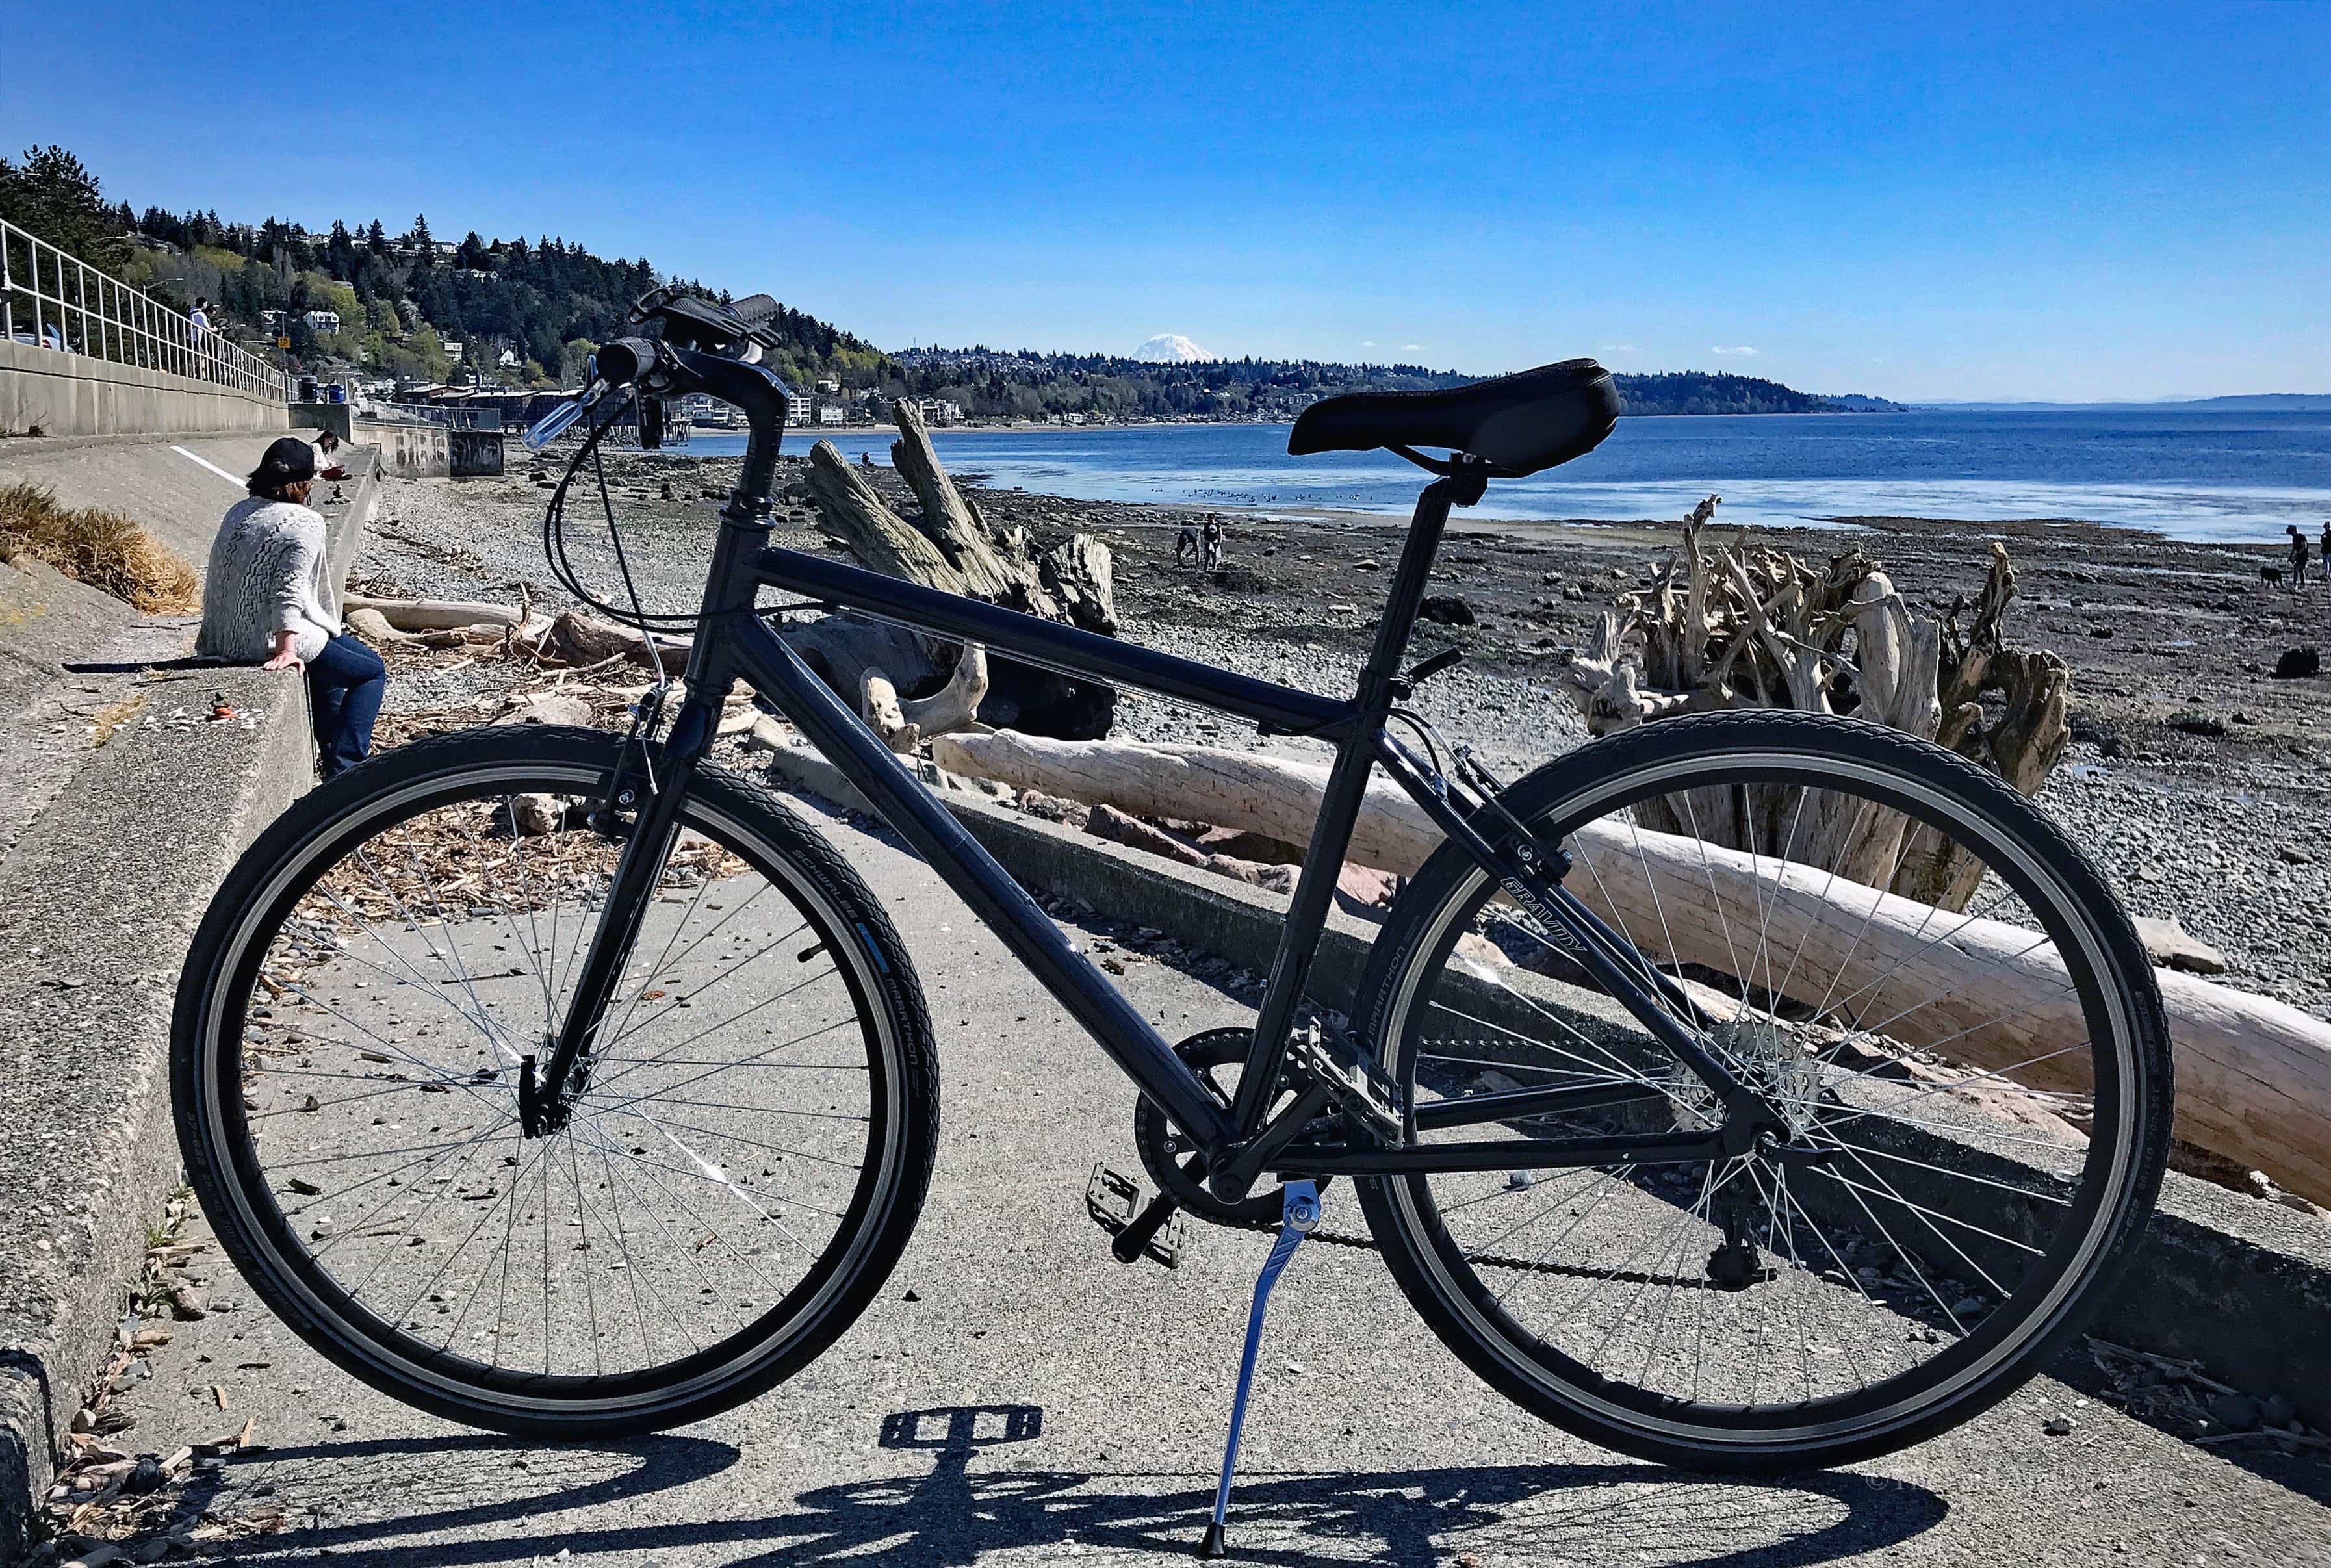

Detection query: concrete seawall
xmin=1 ymin=340 xmax=287 ymax=440
xmin=0 ymin=454 xmax=370 ymax=1556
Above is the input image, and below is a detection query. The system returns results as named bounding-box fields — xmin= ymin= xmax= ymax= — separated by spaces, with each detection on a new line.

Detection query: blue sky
xmin=7 ymin=1 xmax=2326 ymax=400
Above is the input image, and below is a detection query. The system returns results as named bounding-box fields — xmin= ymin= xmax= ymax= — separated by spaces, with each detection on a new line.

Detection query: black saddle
xmin=1287 ymin=358 xmax=1619 ymax=478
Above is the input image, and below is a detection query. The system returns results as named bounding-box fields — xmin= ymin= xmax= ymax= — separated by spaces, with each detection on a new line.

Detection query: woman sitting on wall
xmin=196 ymin=435 xmax=385 ymax=779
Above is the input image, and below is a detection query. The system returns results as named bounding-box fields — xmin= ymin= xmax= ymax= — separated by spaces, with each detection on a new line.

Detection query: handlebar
xmin=595 ymin=337 xmax=657 ymax=387
xmin=522 ymin=335 xmax=793 ymax=454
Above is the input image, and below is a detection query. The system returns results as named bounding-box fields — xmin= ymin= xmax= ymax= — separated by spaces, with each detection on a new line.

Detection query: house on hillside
xmin=302 ymin=309 xmax=342 ymax=335
xmin=785 ymin=392 xmax=813 ymax=426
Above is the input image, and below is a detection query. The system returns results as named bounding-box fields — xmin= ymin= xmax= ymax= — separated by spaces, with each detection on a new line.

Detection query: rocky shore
xmin=350 ymin=447 xmax=2331 ymax=1022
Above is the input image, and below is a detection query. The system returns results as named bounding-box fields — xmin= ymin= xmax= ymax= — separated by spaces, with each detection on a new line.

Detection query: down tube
xmin=730 ymin=615 xmax=1232 ymax=1147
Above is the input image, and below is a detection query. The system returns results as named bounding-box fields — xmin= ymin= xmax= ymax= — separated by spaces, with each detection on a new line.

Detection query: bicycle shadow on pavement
xmin=199 ymin=1403 xmax=1947 ymax=1567
xmin=187 ymin=1429 xmax=739 ymax=1558
xmin=724 ymin=1402 xmax=1948 ymax=1567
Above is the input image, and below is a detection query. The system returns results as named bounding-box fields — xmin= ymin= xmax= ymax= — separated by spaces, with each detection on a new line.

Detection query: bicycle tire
xmin=1352 ymin=710 xmax=2170 ymax=1472
xmin=171 ymin=725 xmax=940 ymax=1437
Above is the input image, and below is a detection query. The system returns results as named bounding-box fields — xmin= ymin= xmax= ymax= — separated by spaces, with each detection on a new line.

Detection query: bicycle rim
xmin=1360 ymin=721 xmax=2166 ymax=1465
xmin=181 ymin=751 xmax=914 ymax=1424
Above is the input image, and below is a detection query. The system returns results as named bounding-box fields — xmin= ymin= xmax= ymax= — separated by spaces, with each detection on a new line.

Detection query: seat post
xmin=1217 ymin=471 xmax=1470 ymax=1153
xmin=1355 ymin=473 xmax=1465 ymax=708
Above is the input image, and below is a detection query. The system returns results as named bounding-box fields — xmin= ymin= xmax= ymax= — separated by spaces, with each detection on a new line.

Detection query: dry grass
xmin=0 ymin=479 xmax=200 ymax=613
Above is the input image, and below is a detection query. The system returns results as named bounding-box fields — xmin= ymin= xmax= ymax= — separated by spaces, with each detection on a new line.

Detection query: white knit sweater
xmin=195 ymin=497 xmax=341 ymax=662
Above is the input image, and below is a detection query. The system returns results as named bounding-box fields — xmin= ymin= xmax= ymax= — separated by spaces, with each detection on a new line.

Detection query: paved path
xmin=0 ymin=433 xmax=299 ymax=569
xmin=86 ymin=799 xmax=2331 ymax=1567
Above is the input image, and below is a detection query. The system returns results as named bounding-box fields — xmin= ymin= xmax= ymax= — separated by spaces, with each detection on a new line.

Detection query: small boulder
xmin=1419 ymin=595 xmax=1476 ymax=626
xmin=2133 ymin=914 xmax=2229 ymax=975
xmin=2273 ymin=646 xmax=2322 ymax=680
xmin=2208 ymin=1391 xmax=2263 ymax=1430
xmin=495 ymin=693 xmax=594 ymax=728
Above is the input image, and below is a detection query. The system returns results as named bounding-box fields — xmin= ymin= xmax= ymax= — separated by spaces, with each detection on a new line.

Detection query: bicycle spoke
xmin=1386 ymin=741 xmax=2160 ymax=1439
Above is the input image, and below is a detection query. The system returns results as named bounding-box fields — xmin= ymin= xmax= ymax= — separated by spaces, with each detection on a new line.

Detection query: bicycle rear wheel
xmin=171 ymin=726 xmax=939 ymax=1436
xmin=1354 ymin=711 xmax=2170 ymax=1471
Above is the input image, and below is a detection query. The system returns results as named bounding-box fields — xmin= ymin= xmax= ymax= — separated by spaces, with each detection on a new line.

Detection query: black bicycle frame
xmin=537 ymin=343 xmax=1768 ymax=1187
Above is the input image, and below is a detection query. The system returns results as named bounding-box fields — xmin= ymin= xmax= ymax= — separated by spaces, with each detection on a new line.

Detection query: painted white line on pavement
xmin=172 ymin=446 xmax=245 ymax=487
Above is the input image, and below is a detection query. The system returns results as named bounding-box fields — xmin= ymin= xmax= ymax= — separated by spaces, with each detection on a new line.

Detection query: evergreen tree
xmin=0 ymin=144 xmax=131 ymax=269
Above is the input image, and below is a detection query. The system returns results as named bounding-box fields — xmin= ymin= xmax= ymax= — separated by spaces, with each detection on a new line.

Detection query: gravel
xmin=358 ymin=448 xmax=2330 ymax=1022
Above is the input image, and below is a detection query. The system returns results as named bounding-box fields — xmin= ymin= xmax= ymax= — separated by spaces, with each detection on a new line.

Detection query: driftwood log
xmin=787 ymin=398 xmax=1116 ymax=741
xmin=537 ymin=610 xmax=688 ymax=671
xmin=343 ymin=593 xmax=522 ymax=631
xmin=1558 ymin=499 xmax=2070 ymax=911
xmin=933 ymin=729 xmax=2331 ymax=1206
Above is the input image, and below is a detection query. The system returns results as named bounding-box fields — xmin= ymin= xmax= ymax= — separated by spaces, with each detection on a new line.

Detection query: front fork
xmin=519 ymin=685 xmax=725 ymax=1137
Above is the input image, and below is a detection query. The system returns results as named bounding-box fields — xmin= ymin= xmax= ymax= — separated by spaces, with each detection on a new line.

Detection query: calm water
xmin=680 ymin=408 xmax=2331 ymax=543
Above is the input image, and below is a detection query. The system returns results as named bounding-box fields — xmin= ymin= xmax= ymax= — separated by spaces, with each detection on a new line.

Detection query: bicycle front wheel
xmin=1354 ymin=711 xmax=2170 ymax=1471
xmin=171 ymin=726 xmax=939 ymax=1436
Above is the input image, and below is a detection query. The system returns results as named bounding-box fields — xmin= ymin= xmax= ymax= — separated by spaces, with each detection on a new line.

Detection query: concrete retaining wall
xmin=0 ymin=668 xmax=313 ymax=1557
xmin=288 ymin=401 xmax=354 ymax=441
xmin=0 ymin=472 xmax=368 ymax=1556
xmin=449 ymin=428 xmax=505 ymax=478
xmin=358 ymin=418 xmax=450 ymax=478
xmin=0 ymin=341 xmax=286 ymax=439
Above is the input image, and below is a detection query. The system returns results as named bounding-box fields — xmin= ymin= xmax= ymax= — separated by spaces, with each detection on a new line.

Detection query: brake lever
xmin=523 ymin=377 xmax=610 ymax=450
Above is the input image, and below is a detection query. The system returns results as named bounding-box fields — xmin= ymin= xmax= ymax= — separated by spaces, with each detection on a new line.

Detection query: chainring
xmin=1131 ymin=1028 xmax=1300 ymax=1230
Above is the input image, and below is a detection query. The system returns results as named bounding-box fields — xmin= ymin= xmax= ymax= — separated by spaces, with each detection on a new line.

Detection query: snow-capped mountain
xmin=1131 ymin=333 xmax=1215 ymax=363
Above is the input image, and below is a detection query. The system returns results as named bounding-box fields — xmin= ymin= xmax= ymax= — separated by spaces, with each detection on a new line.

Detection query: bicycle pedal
xmin=1287 ymin=1024 xmax=1406 ymax=1144
xmin=1085 ymin=1164 xmax=1185 ymax=1268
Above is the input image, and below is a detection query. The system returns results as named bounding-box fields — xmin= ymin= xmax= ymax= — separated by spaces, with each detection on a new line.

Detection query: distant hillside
xmin=0 ymin=142 xmax=1905 ymax=420
xmin=2163 ymin=394 xmax=2331 ymax=412
xmin=891 ymin=348 xmax=1903 ymax=422
xmin=1608 ymin=372 xmax=1900 ymax=416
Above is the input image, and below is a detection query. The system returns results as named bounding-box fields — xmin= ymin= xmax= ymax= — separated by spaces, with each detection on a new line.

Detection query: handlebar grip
xmin=595 ymin=337 xmax=658 ymax=387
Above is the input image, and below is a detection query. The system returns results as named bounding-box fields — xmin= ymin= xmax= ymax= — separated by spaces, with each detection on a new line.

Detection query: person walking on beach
xmin=1174 ymin=522 xmax=1198 ymax=567
xmin=2289 ymin=525 xmax=2312 ymax=592
xmin=1201 ymin=515 xmax=1225 ymax=570
xmin=197 ymin=436 xmax=387 ymax=778
xmin=2320 ymin=519 xmax=2330 ymax=584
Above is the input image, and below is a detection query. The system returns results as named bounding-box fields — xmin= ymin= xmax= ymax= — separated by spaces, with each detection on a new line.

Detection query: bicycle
xmin=172 ymin=290 xmax=2170 ymax=1553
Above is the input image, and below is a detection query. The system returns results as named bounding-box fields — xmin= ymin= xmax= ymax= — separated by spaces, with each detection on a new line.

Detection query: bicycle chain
xmin=1205 ymin=1206 xmax=1668 ymax=1283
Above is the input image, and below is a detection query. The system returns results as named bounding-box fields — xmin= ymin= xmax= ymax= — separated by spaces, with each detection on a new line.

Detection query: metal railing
xmin=1 ymin=216 xmax=287 ymax=402
xmin=380 ymin=402 xmax=505 ymax=431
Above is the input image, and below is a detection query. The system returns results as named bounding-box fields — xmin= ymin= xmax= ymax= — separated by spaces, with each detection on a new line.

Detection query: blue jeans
xmin=306 ymin=633 xmax=386 ymax=778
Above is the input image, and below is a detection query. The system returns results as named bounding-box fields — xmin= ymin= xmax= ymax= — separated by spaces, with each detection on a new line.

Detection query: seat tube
xmin=1230 ymin=478 xmax=1457 ymax=1137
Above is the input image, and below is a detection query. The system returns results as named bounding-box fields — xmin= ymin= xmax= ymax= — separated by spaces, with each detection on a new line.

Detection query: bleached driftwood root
xmin=1558 ymin=499 xmax=2069 ymax=910
xmin=934 ymin=728 xmax=2331 ymax=1206
xmin=791 ymin=402 xmax=1116 ymax=739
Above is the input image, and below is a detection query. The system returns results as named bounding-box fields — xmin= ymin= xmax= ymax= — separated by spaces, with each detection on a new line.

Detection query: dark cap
xmin=258 ymin=435 xmax=316 ymax=483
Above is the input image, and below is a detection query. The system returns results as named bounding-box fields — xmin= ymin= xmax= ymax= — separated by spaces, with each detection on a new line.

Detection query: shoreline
xmin=359 ymin=450 xmax=2331 ymax=1024
xmin=634 ymin=424 xmax=2331 ymax=547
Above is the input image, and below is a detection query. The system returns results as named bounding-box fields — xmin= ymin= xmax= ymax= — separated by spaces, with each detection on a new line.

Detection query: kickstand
xmin=1199 ymin=1179 xmax=1320 ymax=1558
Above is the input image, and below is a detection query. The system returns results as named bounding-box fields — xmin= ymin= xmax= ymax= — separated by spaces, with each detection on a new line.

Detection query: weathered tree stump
xmin=1558 ymin=498 xmax=2069 ymax=911
xmin=790 ymin=400 xmax=1117 ymax=739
